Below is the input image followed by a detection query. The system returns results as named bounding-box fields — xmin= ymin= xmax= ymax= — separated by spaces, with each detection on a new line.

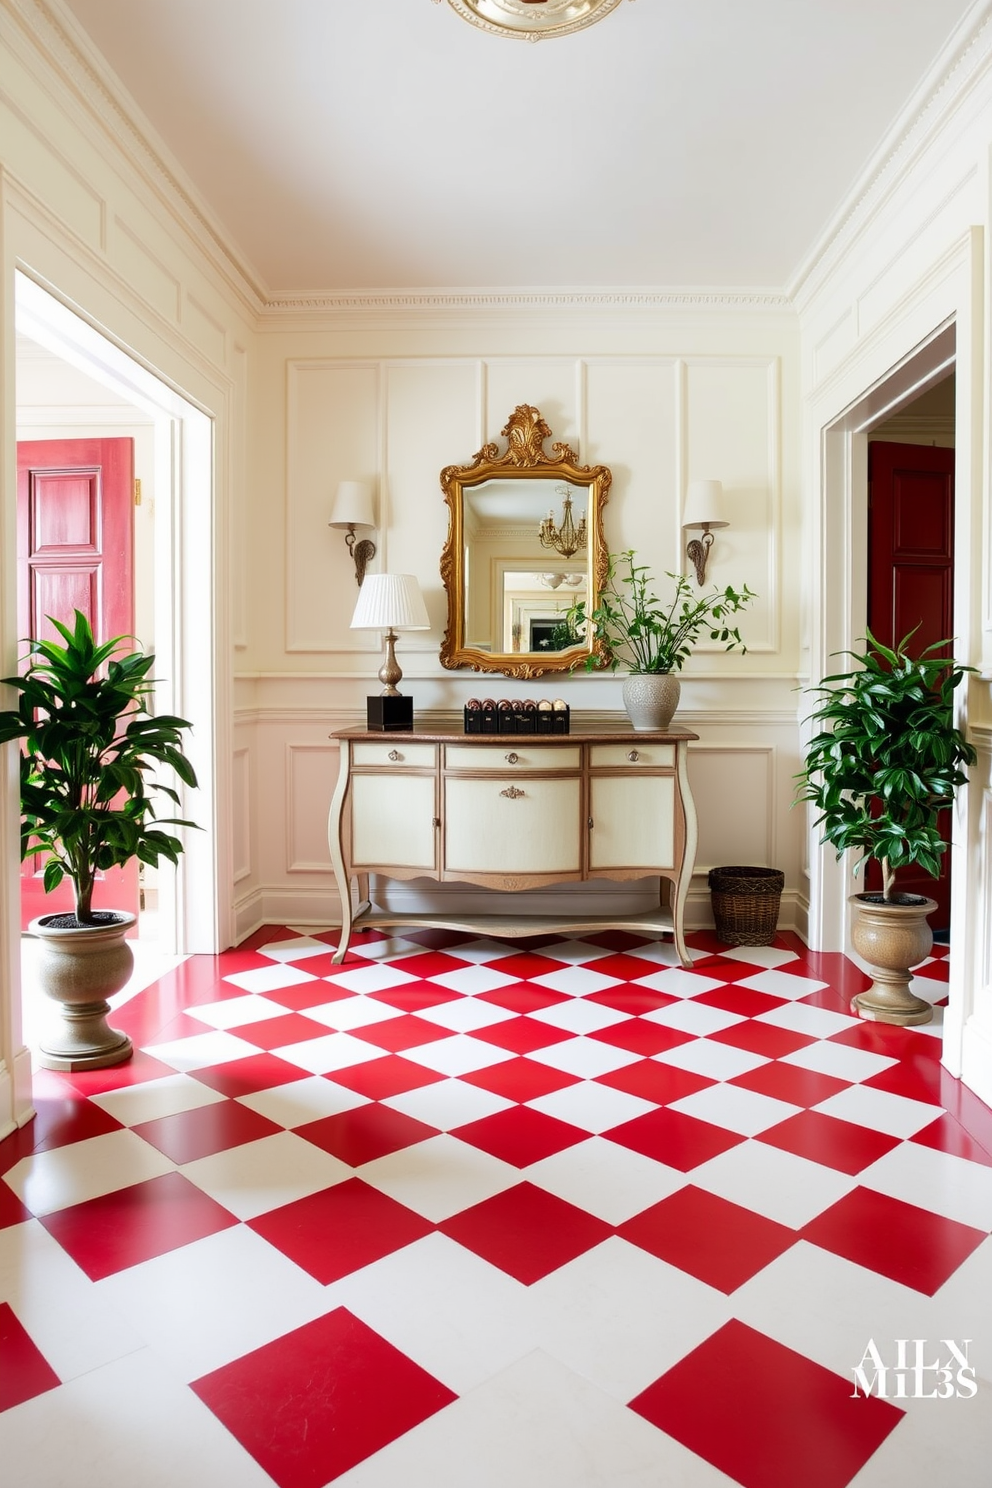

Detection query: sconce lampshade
xmin=350 ymin=573 xmax=430 ymax=633
xmin=329 ymin=480 xmax=375 ymax=531
xmin=682 ymin=479 xmax=728 ymax=530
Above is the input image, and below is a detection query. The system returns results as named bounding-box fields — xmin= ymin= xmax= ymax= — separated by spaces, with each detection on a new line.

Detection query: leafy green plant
xmin=796 ymin=630 xmax=976 ymax=900
xmin=0 ymin=611 xmax=198 ymax=924
xmin=568 ymin=549 xmax=755 ymax=673
xmin=537 ymin=616 xmax=583 ymax=652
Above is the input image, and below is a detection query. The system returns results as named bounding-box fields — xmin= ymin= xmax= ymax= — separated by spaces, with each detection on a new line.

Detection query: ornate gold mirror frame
xmin=440 ymin=405 xmax=611 ymax=678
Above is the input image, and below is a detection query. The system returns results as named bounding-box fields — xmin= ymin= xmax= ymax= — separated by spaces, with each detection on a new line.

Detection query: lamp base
xmin=366 ymin=695 xmax=413 ymax=732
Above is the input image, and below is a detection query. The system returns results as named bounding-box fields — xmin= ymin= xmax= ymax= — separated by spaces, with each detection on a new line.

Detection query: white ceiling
xmin=59 ymin=0 xmax=981 ymax=296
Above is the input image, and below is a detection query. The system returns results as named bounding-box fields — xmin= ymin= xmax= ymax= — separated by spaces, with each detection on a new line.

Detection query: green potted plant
xmin=568 ymin=549 xmax=755 ymax=729
xmin=0 ymin=611 xmax=198 ymax=1070
xmin=796 ymin=629 xmax=976 ymax=1025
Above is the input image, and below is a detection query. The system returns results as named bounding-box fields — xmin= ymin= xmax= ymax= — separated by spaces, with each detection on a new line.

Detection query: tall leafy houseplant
xmin=568 ymin=549 xmax=755 ymax=730
xmin=0 ymin=612 xmax=199 ymax=1070
xmin=796 ymin=630 xmax=975 ymax=1025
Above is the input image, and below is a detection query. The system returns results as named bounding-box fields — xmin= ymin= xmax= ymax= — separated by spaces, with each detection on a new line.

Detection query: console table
xmin=327 ymin=721 xmax=698 ymax=965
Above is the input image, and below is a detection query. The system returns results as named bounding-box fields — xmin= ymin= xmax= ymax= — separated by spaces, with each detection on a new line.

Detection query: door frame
xmin=14 ymin=272 xmax=224 ymax=958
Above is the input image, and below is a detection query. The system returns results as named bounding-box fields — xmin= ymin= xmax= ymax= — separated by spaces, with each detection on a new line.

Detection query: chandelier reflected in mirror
xmin=438 ymin=0 xmax=628 ymax=42
xmin=539 ymin=486 xmax=588 ymax=559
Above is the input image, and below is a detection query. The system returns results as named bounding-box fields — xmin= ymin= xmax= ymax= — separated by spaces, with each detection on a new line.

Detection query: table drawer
xmin=445 ymin=744 xmax=581 ymax=773
xmin=589 ymin=742 xmax=675 ymax=769
xmin=352 ymin=742 xmax=437 ymax=768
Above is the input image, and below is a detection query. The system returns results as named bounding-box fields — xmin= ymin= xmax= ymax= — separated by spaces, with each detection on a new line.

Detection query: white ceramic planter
xmin=622 ymin=672 xmax=680 ymax=731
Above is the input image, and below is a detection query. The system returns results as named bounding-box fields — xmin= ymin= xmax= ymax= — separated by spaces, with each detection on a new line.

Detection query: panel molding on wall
xmin=687 ymin=743 xmax=777 ymax=873
xmin=232 ymin=746 xmax=251 ymax=883
xmin=285 ymin=742 xmax=337 ymax=872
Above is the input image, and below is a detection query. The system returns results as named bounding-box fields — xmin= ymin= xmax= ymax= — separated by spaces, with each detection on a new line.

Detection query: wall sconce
xmin=329 ymin=480 xmax=376 ymax=586
xmin=683 ymin=479 xmax=729 ymax=586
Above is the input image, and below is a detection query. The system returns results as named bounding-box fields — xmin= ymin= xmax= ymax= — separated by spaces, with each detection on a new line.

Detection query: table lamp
xmin=350 ymin=573 xmax=430 ymax=730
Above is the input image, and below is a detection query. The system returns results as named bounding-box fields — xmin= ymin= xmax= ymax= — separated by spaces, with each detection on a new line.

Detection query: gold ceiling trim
xmin=440 ymin=0 xmax=628 ymax=42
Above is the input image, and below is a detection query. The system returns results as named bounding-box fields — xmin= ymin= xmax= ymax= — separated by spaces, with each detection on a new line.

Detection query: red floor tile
xmin=861 ymin=1053 xmax=944 ymax=1105
xmin=379 ymin=950 xmax=473 ymax=980
xmin=0 ymin=1303 xmax=61 ymax=1412
xmin=40 ymin=1171 xmax=238 ymax=1280
xmin=248 ymin=1178 xmax=434 ymax=1284
xmin=439 ymin=1182 xmax=612 ymax=1284
xmin=461 ymin=1056 xmax=581 ymax=1103
xmin=347 ymin=1013 xmax=448 ymax=1054
xmin=328 ymin=1054 xmax=446 ymax=1100
xmin=452 ymin=1105 xmax=589 ymax=1167
xmin=59 ymin=1047 xmax=180 ymax=1096
xmin=474 ymin=982 xmax=570 ymax=1014
xmin=235 ymin=1013 xmax=335 ymax=1051
xmin=0 ymin=1177 xmax=32 ymax=1229
xmin=193 ymin=1307 xmax=456 ymax=1488
xmin=584 ymin=952 xmax=671 ymax=983
xmin=630 ymin=1319 xmax=903 ymax=1488
xmin=18 ymin=1089 xmax=124 ymax=1153
xmin=690 ymin=985 xmax=788 ymax=1018
xmin=366 ymin=983 xmax=462 ymax=1013
xmin=480 ymin=951 xmax=567 ymax=980
xmin=604 ymin=1107 xmax=745 ymax=1170
xmin=619 ymin=1186 xmax=798 ymax=1293
xmin=264 ymin=981 xmax=354 ymax=1012
xmin=590 ymin=1018 xmax=696 ymax=1057
xmin=297 ymin=1104 xmax=439 ymax=1166
xmin=583 ymin=984 xmax=679 ymax=1015
xmin=595 ymin=1059 xmax=714 ymax=1105
xmin=192 ymin=1053 xmax=310 ymax=1098
xmin=399 ymin=926 xmax=479 ymax=950
xmin=757 ymin=1110 xmax=901 ymax=1174
xmin=472 ymin=1015 xmax=573 ymax=1056
xmin=579 ymin=929 xmax=654 ymax=952
xmin=911 ymin=1112 xmax=992 ymax=1168
xmin=707 ymin=1020 xmax=815 ymax=1059
xmin=801 ymin=1186 xmax=988 ymax=1295
xmin=132 ymin=1100 xmax=284 ymax=1164
xmin=728 ymin=1061 xmax=851 ymax=1109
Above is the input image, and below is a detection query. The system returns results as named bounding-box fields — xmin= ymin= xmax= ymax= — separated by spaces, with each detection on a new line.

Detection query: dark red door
xmin=867 ymin=440 xmax=954 ymax=926
xmin=16 ymin=439 xmax=138 ymax=927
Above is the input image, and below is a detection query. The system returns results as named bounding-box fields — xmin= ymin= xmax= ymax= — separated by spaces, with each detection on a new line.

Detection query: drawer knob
xmin=500 ymin=785 xmax=525 ymax=799
xmin=388 ymin=749 xmax=403 ymax=762
xmin=627 ymin=749 xmax=640 ymax=762
xmin=505 ymin=751 xmax=519 ymax=764
xmin=432 ymin=817 xmax=441 ymax=829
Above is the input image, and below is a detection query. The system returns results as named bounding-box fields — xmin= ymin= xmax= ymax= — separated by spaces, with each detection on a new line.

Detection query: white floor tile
xmin=406 ymin=1033 xmax=514 ymax=1077
xmin=424 ymin=938 xmax=515 ymax=963
xmin=323 ymin=962 xmax=421 ymax=994
xmin=528 ymin=1237 xmax=732 ymax=1399
xmin=272 ymin=1030 xmax=384 ymax=1075
xmin=526 ymin=1081 xmax=655 ymax=1134
xmin=221 ymin=963 xmax=318 ymax=993
xmin=335 ymin=1348 xmax=736 ymax=1488
xmin=532 ymin=939 xmax=613 ymax=964
xmin=755 ymin=1001 xmax=860 ymax=1039
xmin=4 ymin=1129 xmax=174 ymax=1215
xmin=528 ymin=998 xmax=629 ymax=1035
xmin=524 ymin=1138 xmax=687 ymax=1223
xmin=426 ymin=965 xmax=519 ymax=995
xmin=358 ymin=1134 xmax=519 ymax=1222
xmin=735 ymin=968 xmax=829 ymax=999
xmin=644 ymin=1001 xmax=745 ymax=1035
xmin=236 ymin=1074 xmax=371 ymax=1127
xmin=529 ymin=1036 xmax=642 ymax=1080
xmin=95 ymin=1224 xmax=332 ymax=1380
xmin=185 ymin=993 xmax=294 ymax=1030
xmin=528 ymin=966 xmax=623 ymax=996
xmin=812 ymin=1084 xmax=945 ymax=1139
xmin=690 ymin=1138 xmax=857 ymax=1227
xmin=630 ymin=967 xmax=729 ymax=998
xmin=858 ymin=1141 xmax=992 ymax=1231
xmin=179 ymin=1130 xmax=350 ymax=1220
xmin=382 ymin=1078 xmax=514 ymax=1129
xmin=668 ymin=1083 xmax=802 ymax=1136
xmin=623 ymin=941 xmax=683 ymax=967
xmin=257 ymin=935 xmax=336 ymax=962
xmin=143 ymin=1028 xmax=262 ymax=1072
xmin=346 ymin=936 xmax=424 ymax=962
xmin=91 ymin=1073 xmax=226 ymax=1126
xmin=718 ymin=946 xmax=800 ymax=969
xmin=780 ymin=1040 xmax=898 ymax=1083
xmin=0 ymin=1348 xmax=274 ymax=1488
xmin=303 ymin=995 xmax=403 ymax=1031
xmin=416 ymin=998 xmax=517 ymax=1034
xmin=334 ymin=1232 xmax=535 ymax=1394
xmin=652 ymin=1038 xmax=768 ymax=1081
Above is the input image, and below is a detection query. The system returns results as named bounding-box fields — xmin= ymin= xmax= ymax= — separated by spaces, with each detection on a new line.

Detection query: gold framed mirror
xmin=440 ymin=406 xmax=611 ymax=678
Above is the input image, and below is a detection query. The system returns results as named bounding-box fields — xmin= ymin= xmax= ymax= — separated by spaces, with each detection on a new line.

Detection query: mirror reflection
xmin=440 ymin=406 xmax=611 ymax=678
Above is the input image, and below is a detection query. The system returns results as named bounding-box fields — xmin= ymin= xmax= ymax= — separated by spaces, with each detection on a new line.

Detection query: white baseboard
xmin=961 ymin=1015 xmax=992 ymax=1110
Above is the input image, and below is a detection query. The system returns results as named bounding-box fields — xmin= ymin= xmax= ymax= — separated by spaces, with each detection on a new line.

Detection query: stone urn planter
xmin=622 ymin=673 xmax=680 ymax=731
xmin=30 ymin=911 xmax=136 ymax=1071
xmin=848 ymin=893 xmax=938 ymax=1026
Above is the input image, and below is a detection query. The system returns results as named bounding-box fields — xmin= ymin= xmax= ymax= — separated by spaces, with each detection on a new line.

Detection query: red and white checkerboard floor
xmin=2 ymin=925 xmax=991 ymax=1487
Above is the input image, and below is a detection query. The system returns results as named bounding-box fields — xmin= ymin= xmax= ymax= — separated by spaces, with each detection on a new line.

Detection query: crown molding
xmin=790 ymin=0 xmax=992 ymax=306
xmin=258 ymin=287 xmax=794 ymax=325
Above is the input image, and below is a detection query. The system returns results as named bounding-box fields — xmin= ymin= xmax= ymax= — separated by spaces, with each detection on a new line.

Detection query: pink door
xmin=16 ymin=438 xmax=138 ymax=927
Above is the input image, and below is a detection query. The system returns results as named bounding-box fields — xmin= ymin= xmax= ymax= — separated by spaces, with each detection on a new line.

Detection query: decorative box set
xmin=464 ymin=698 xmax=570 ymax=735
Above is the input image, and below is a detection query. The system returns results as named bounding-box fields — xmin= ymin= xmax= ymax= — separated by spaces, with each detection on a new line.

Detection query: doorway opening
xmin=13 ymin=273 xmax=220 ymax=1036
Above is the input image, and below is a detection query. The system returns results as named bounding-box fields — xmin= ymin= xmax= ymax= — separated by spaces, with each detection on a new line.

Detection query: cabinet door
xmin=351 ymin=773 xmax=437 ymax=872
xmin=444 ymin=776 xmax=582 ymax=875
xmin=588 ymin=774 xmax=675 ymax=871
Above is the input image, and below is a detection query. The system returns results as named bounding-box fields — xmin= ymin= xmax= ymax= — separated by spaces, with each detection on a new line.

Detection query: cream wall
xmin=234 ymin=318 xmax=805 ymax=939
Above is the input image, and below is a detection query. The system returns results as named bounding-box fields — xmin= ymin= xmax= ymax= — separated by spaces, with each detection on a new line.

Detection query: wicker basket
xmin=708 ymin=866 xmax=784 ymax=946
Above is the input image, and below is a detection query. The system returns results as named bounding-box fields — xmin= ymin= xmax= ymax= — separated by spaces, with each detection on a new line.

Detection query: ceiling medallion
xmin=440 ymin=0 xmax=629 ymax=42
